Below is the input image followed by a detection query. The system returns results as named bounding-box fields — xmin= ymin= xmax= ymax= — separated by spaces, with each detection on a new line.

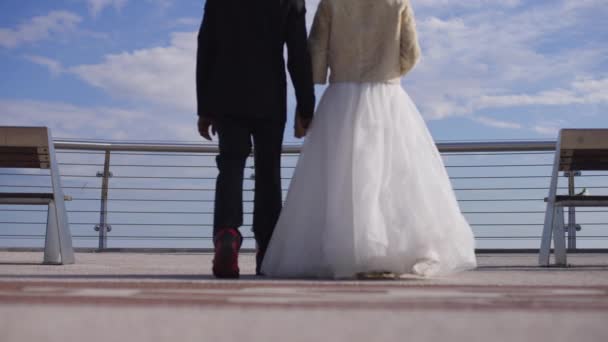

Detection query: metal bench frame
xmin=539 ymin=129 xmax=608 ymax=266
xmin=0 ymin=127 xmax=75 ymax=264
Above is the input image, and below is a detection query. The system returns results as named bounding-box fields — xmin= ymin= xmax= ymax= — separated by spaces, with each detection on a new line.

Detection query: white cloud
xmin=474 ymin=78 xmax=608 ymax=110
xmin=0 ymin=99 xmax=200 ymax=141
xmin=11 ymin=0 xmax=605 ymax=142
xmin=413 ymin=0 xmax=522 ymax=8
xmin=70 ymin=32 xmax=197 ymax=113
xmin=0 ymin=99 xmax=143 ymax=139
xmin=86 ymin=0 xmax=175 ymax=17
xmin=150 ymin=0 xmax=174 ymax=11
xmin=0 ymin=11 xmax=82 ymax=48
xmin=174 ymin=17 xmax=200 ymax=27
xmin=404 ymin=0 xmax=608 ymax=124
xmin=24 ymin=55 xmax=64 ymax=75
xmin=87 ymin=0 xmax=128 ymax=17
xmin=472 ymin=116 xmax=522 ymax=129
xmin=532 ymin=120 xmax=568 ymax=136
xmin=572 ymin=78 xmax=608 ymax=103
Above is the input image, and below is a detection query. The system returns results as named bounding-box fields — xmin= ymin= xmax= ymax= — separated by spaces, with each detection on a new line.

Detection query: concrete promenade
xmin=0 ymin=252 xmax=607 ymax=341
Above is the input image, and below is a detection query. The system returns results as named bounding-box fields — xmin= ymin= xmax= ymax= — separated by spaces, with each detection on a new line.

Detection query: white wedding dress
xmin=261 ymin=82 xmax=477 ymax=279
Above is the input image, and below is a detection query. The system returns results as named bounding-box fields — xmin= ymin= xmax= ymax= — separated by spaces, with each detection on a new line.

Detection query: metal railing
xmin=1 ymin=139 xmax=608 ymax=251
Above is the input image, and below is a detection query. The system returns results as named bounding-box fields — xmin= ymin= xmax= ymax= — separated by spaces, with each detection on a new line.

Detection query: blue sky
xmin=1 ymin=0 xmax=607 ymax=250
xmin=0 ymin=0 xmax=607 ymax=143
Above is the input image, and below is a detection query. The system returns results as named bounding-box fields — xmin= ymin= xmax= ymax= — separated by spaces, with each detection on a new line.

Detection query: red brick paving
xmin=1 ymin=280 xmax=607 ymax=311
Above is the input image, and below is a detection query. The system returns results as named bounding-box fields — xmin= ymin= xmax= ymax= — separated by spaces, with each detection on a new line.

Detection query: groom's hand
xmin=198 ymin=117 xmax=217 ymax=141
xmin=294 ymin=114 xmax=312 ymax=139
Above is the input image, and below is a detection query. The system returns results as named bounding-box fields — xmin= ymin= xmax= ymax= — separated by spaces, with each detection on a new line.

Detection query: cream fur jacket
xmin=309 ymin=0 xmax=421 ymax=84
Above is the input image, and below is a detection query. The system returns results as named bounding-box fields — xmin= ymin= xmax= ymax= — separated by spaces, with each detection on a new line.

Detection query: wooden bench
xmin=539 ymin=129 xmax=608 ymax=266
xmin=0 ymin=127 xmax=75 ymax=264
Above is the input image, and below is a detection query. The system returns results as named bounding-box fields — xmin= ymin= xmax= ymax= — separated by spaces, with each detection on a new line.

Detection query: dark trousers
xmin=213 ymin=118 xmax=285 ymax=257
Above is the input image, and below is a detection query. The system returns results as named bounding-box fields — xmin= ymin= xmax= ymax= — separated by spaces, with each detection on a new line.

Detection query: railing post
xmin=566 ymin=171 xmax=580 ymax=250
xmin=95 ymin=150 xmax=112 ymax=250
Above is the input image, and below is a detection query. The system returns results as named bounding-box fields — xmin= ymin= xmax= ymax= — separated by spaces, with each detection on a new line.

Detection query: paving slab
xmin=0 ymin=252 xmax=607 ymax=342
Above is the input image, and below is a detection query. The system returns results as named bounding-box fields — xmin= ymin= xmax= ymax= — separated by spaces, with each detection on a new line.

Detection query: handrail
xmin=54 ymin=140 xmax=557 ymax=153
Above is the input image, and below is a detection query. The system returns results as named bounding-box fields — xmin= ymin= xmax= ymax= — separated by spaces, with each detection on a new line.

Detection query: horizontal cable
xmin=3 ymin=208 xmax=606 ymax=215
xmin=464 ymin=211 xmax=545 ymax=214
xmin=450 ymin=175 xmax=550 ymax=179
xmin=7 ymin=161 xmax=608 ymax=173
xmin=465 ymin=210 xmax=608 ymax=214
xmin=454 ymin=186 xmax=608 ymax=191
xmin=3 ymin=151 xmax=554 ymax=158
xmin=0 ymin=209 xmax=97 ymax=213
xmin=470 ymin=223 xmax=543 ymax=226
xmin=57 ymin=163 xmax=218 ymax=168
xmin=454 ymin=175 xmax=608 ymax=179
xmin=0 ymin=209 xmax=223 ymax=214
xmin=445 ymin=164 xmax=552 ymax=168
xmin=109 ymin=176 xmax=248 ymax=180
xmin=0 ymin=174 xmax=555 ymax=180
xmin=8 ymin=184 xmax=608 ymax=192
xmin=471 ymin=223 xmax=608 ymax=226
xmin=3 ymin=222 xmax=605 ymax=227
xmin=52 ymin=163 xmax=553 ymax=169
xmin=4 ymin=172 xmax=606 ymax=180
xmin=13 ymin=174 xmax=606 ymax=181
xmin=0 ymin=185 xmax=222 ymax=191
xmin=0 ymin=222 xmax=215 ymax=226
xmin=0 ymin=173 xmax=545 ymax=180
xmin=59 ymin=151 xmax=209 ymax=157
xmin=110 ymin=153 xmax=215 ymax=157
xmin=475 ymin=236 xmax=608 ymax=240
xmin=103 ymin=175 xmax=218 ymax=180
xmin=1 ymin=173 xmax=603 ymax=180
xmin=69 ymin=198 xmax=222 ymax=202
xmin=457 ymin=198 xmax=542 ymax=202
xmin=71 ymin=197 xmax=547 ymax=203
xmin=106 ymin=211 xmax=216 ymax=214
xmin=0 ymin=234 xmax=255 ymax=240
xmin=441 ymin=152 xmax=553 ymax=156
xmin=2 ymin=234 xmax=606 ymax=241
xmin=5 ymin=196 xmax=547 ymax=203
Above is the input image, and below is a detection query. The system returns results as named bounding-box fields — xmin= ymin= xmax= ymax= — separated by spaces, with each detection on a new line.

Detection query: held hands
xmin=200 ymin=115 xmax=309 ymax=140
xmin=198 ymin=117 xmax=217 ymax=141
xmin=295 ymin=112 xmax=312 ymax=139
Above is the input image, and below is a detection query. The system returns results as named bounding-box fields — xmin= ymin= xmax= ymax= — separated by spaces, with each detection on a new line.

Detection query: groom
xmin=196 ymin=0 xmax=315 ymax=278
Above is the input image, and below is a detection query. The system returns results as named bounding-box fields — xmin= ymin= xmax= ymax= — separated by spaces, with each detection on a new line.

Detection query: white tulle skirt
xmin=261 ymin=82 xmax=477 ymax=278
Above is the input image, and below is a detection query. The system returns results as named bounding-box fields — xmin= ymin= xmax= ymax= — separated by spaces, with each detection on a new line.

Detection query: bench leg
xmin=539 ymin=136 xmax=562 ymax=266
xmin=539 ymin=202 xmax=554 ymax=266
xmin=43 ymin=201 xmax=61 ymax=264
xmin=43 ymin=200 xmax=75 ymax=264
xmin=553 ymin=207 xmax=567 ymax=266
xmin=44 ymin=131 xmax=75 ymax=265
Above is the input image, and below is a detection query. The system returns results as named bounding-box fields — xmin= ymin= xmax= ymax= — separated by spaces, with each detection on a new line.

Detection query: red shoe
xmin=212 ymin=228 xmax=242 ymax=279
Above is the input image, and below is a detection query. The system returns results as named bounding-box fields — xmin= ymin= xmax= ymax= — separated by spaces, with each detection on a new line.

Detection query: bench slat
xmin=0 ymin=193 xmax=54 ymax=205
xmin=0 ymin=146 xmax=50 ymax=169
xmin=554 ymin=195 xmax=608 ymax=207
xmin=560 ymin=149 xmax=608 ymax=171
xmin=0 ymin=192 xmax=54 ymax=199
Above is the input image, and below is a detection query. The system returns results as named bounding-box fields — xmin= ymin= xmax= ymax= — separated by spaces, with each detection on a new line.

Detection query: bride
xmin=261 ymin=0 xmax=477 ymax=278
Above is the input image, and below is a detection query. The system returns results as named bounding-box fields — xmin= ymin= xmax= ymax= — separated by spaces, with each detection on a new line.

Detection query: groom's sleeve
xmin=196 ymin=0 xmax=217 ymax=119
xmin=286 ymin=0 xmax=316 ymax=119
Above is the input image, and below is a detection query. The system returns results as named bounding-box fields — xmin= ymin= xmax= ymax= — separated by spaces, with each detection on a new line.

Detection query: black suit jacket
xmin=196 ymin=0 xmax=315 ymax=122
